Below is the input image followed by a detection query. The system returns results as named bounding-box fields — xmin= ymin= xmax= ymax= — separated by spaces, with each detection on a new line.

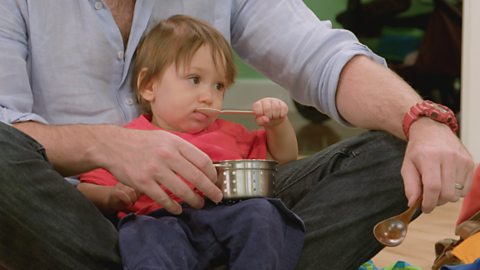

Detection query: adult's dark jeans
xmin=0 ymin=121 xmax=406 ymax=270
xmin=276 ymin=130 xmax=407 ymax=269
xmin=0 ymin=122 xmax=122 ymax=270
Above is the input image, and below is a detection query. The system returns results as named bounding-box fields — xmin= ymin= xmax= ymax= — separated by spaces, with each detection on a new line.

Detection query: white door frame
xmin=461 ymin=0 xmax=480 ymax=163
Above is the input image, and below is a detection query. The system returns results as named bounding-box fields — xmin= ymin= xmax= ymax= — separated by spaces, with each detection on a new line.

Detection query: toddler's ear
xmin=137 ymin=68 xmax=155 ymax=102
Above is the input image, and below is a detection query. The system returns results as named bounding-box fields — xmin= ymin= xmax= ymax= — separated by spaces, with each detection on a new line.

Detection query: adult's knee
xmin=0 ymin=122 xmax=47 ymax=165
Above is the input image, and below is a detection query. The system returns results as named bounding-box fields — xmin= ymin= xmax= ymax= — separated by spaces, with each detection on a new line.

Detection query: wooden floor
xmin=373 ymin=200 xmax=462 ymax=269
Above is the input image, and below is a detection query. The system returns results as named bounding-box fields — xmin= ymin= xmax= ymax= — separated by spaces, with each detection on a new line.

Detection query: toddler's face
xmin=146 ymin=45 xmax=229 ymax=133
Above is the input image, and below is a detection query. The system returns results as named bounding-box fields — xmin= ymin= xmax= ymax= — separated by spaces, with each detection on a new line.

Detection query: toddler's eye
xmin=188 ymin=76 xmax=200 ymax=85
xmin=214 ymin=83 xmax=225 ymax=91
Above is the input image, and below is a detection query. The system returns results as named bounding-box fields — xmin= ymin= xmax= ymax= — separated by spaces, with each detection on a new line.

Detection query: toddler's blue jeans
xmin=118 ymin=198 xmax=304 ymax=270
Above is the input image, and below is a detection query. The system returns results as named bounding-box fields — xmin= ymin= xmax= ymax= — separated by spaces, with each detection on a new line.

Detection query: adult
xmin=0 ymin=1 xmax=473 ymax=269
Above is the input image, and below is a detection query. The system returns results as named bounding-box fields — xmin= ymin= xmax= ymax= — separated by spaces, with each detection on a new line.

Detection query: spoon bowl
xmin=373 ymin=199 xmax=422 ymax=247
xmin=195 ymin=108 xmax=254 ymax=117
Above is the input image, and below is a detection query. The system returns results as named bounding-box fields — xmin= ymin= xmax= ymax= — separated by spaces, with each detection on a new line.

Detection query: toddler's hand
xmin=108 ymin=182 xmax=139 ymax=212
xmin=252 ymin=98 xmax=289 ymax=127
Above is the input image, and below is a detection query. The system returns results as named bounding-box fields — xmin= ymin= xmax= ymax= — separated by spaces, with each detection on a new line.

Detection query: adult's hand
xmin=401 ymin=118 xmax=475 ymax=213
xmin=101 ymin=128 xmax=223 ymax=215
xmin=13 ymin=122 xmax=223 ymax=215
xmin=335 ymin=56 xmax=474 ymax=213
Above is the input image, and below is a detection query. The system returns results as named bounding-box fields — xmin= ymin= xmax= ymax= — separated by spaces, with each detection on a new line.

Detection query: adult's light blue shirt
xmin=0 ymin=0 xmax=385 ymax=126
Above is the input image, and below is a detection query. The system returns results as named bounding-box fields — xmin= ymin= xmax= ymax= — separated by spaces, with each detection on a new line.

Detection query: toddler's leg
xmin=189 ymin=199 xmax=304 ymax=270
xmin=118 ymin=214 xmax=198 ymax=270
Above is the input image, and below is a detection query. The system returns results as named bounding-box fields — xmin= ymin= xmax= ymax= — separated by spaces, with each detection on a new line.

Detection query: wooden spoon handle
xmin=401 ymin=198 xmax=422 ymax=223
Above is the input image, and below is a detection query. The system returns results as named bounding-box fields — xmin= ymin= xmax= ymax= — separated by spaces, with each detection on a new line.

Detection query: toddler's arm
xmin=252 ymin=98 xmax=298 ymax=164
xmin=77 ymin=182 xmax=139 ymax=214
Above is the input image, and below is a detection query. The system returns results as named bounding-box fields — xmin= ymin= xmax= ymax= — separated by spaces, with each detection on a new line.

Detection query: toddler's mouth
xmin=193 ymin=109 xmax=211 ymax=121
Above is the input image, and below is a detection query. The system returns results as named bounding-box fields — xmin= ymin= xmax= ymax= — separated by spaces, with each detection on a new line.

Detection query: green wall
xmin=235 ymin=0 xmax=348 ymax=79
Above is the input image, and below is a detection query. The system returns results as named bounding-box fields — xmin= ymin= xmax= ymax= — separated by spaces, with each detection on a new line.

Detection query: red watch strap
xmin=402 ymin=100 xmax=458 ymax=139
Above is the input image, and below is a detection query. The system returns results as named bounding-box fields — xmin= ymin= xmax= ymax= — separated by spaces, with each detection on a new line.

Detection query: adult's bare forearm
xmin=335 ymin=57 xmax=473 ymax=213
xmin=12 ymin=119 xmax=223 ymax=215
xmin=13 ymin=121 xmax=118 ymax=176
xmin=336 ymin=55 xmax=422 ymax=139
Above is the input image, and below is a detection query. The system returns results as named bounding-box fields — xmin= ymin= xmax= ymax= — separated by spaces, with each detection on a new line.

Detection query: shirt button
xmin=94 ymin=2 xmax=103 ymax=10
xmin=125 ymin=98 xmax=134 ymax=105
xmin=117 ymin=51 xmax=124 ymax=60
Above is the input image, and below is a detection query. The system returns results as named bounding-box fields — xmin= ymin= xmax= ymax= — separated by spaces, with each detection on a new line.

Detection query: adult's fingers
xmin=139 ymin=176 xmax=183 ymax=215
xmin=440 ymin=156 xmax=460 ymax=203
xmin=401 ymin=159 xmax=423 ymax=208
xmin=107 ymin=129 xmax=222 ymax=214
xmin=454 ymin=154 xmax=475 ymax=198
xmin=418 ymin=156 xmax=442 ymax=213
xmin=175 ymin=142 xmax=223 ymax=203
xmin=461 ymin=168 xmax=474 ymax=197
xmin=143 ymin=136 xmax=222 ymax=210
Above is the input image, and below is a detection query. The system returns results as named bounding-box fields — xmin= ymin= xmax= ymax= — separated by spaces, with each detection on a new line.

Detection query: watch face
xmin=404 ymin=100 xmax=459 ymax=138
xmin=433 ymin=104 xmax=448 ymax=113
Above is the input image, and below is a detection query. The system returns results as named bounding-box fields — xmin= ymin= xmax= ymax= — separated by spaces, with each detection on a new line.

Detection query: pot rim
xmin=214 ymin=159 xmax=278 ymax=164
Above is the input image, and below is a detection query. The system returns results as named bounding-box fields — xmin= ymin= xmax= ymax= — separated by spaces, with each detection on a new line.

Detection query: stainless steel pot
xmin=214 ymin=159 xmax=278 ymax=200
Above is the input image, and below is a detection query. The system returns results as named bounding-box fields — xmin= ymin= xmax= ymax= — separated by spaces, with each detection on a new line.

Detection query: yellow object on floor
xmin=452 ymin=232 xmax=480 ymax=264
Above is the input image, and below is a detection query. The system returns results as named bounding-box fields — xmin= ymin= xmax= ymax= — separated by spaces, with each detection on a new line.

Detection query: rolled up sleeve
xmin=0 ymin=0 xmax=47 ymax=125
xmin=231 ymin=0 xmax=386 ymax=126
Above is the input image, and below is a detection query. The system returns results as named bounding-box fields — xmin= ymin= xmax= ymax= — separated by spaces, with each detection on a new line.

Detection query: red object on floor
xmin=457 ymin=165 xmax=480 ymax=225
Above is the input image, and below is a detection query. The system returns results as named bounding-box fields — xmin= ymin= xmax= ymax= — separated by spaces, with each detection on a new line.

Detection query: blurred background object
xmin=337 ymin=0 xmax=462 ymax=113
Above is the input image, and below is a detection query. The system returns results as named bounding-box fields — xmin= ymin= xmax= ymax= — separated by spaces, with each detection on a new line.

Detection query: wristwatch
xmin=402 ymin=100 xmax=458 ymax=139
